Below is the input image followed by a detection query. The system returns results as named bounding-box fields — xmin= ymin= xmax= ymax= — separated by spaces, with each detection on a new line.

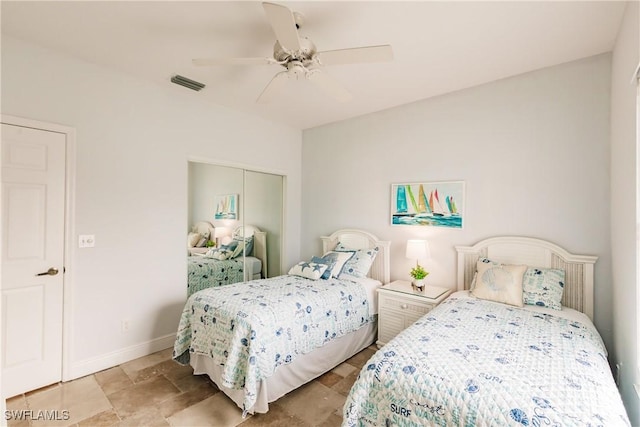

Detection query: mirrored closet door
xmin=244 ymin=170 xmax=283 ymax=281
xmin=187 ymin=161 xmax=283 ymax=297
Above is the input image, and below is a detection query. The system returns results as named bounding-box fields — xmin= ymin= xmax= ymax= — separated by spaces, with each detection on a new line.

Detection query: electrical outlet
xmin=79 ymin=234 xmax=95 ymax=248
xmin=121 ymin=319 xmax=130 ymax=333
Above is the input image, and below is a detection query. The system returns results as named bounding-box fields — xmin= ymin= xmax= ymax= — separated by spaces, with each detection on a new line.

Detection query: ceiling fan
xmin=192 ymin=2 xmax=393 ymax=103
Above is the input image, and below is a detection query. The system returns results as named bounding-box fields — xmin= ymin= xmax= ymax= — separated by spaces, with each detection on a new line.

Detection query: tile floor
xmin=6 ymin=345 xmax=377 ymax=427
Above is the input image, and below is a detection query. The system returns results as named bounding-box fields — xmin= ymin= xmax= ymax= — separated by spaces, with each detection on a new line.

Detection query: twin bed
xmin=174 ymin=231 xmax=629 ymax=425
xmin=175 ymin=229 xmax=389 ymax=414
xmin=344 ymin=235 xmax=630 ymax=426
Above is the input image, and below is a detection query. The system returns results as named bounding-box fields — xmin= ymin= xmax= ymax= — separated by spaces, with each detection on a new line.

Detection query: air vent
xmin=171 ymin=75 xmax=205 ymax=91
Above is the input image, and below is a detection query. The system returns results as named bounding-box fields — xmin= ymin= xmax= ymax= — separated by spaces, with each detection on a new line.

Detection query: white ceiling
xmin=1 ymin=1 xmax=627 ymax=130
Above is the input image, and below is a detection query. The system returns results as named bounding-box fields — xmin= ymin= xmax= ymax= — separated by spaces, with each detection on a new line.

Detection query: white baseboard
xmin=64 ymin=333 xmax=176 ymax=381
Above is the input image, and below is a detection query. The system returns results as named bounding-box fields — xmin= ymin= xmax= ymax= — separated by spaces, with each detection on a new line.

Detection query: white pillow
xmin=187 ymin=232 xmax=202 ymax=248
xmin=471 ymin=260 xmax=527 ymax=307
xmin=334 ymin=243 xmax=379 ymax=279
xmin=470 ymin=258 xmax=501 ymax=290
xmin=288 ymin=261 xmax=329 ymax=280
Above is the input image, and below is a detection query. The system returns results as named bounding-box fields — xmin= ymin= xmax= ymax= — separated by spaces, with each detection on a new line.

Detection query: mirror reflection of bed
xmin=187 ymin=161 xmax=284 ymax=296
xmin=187 ymin=221 xmax=267 ymax=296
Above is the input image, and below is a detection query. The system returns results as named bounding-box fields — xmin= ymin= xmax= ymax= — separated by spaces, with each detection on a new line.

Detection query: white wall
xmin=303 ymin=54 xmax=613 ymax=347
xmin=1 ymin=36 xmax=302 ymax=378
xmin=189 ymin=162 xmax=243 ymax=230
xmin=610 ymin=1 xmax=639 ymax=424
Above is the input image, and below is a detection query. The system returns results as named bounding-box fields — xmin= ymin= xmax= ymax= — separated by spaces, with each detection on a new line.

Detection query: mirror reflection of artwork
xmin=214 ymin=194 xmax=238 ymax=220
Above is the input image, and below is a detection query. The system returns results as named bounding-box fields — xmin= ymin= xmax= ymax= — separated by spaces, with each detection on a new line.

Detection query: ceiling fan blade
xmin=307 ymin=70 xmax=352 ymax=102
xmin=262 ymin=2 xmax=302 ymax=52
xmin=257 ymin=71 xmax=289 ymax=104
xmin=316 ymin=45 xmax=393 ymax=66
xmin=193 ymin=57 xmax=277 ymax=66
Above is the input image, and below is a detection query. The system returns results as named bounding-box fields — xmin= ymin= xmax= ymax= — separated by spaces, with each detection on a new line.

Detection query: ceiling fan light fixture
xmin=191 ymin=1 xmax=393 ymax=103
xmin=171 ymin=74 xmax=205 ymax=91
xmin=286 ymin=62 xmax=307 ymax=79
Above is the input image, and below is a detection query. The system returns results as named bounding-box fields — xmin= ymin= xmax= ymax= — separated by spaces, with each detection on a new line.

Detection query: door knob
xmin=36 ymin=267 xmax=59 ymax=277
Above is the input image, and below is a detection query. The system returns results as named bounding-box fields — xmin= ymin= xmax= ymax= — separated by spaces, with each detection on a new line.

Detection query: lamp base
xmin=412 ymin=279 xmax=425 ymax=292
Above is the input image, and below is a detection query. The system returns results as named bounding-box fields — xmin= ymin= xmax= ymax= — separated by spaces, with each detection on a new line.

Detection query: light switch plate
xmin=79 ymin=234 xmax=95 ymax=248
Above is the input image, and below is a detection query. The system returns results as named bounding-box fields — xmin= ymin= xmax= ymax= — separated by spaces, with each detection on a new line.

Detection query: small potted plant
xmin=410 ymin=264 xmax=429 ymax=291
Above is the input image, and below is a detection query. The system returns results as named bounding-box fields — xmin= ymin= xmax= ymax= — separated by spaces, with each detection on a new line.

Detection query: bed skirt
xmin=191 ymin=319 xmax=377 ymax=414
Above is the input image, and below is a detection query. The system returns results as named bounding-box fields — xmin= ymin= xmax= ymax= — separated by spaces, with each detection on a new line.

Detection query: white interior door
xmin=1 ymin=123 xmax=66 ymax=398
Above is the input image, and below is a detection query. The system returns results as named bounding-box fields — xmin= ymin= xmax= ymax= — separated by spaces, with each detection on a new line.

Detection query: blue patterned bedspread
xmin=344 ymin=294 xmax=630 ymax=427
xmin=187 ymin=256 xmax=245 ymax=297
xmin=174 ymin=274 xmax=373 ymax=413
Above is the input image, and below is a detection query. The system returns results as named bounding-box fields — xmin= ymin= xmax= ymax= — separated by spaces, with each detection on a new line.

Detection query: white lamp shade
xmin=213 ymin=227 xmax=230 ymax=238
xmin=406 ymin=239 xmax=431 ymax=261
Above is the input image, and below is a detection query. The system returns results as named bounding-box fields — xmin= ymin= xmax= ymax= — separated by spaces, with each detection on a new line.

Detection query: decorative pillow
xmin=334 ymin=243 xmax=379 ymax=279
xmin=203 ymin=241 xmax=238 ymax=260
xmin=209 ymin=249 xmax=233 ymax=260
xmin=288 ymin=261 xmax=329 ymax=280
xmin=220 ymin=241 xmax=239 ymax=252
xmin=311 ymin=255 xmax=336 ymax=279
xmin=187 ymin=232 xmax=201 ymax=248
xmin=231 ymin=235 xmax=254 ymax=258
xmin=470 ymin=258 xmax=502 ymax=290
xmin=522 ymin=267 xmax=565 ymax=310
xmin=471 ymin=259 xmax=527 ymax=307
xmin=320 ymin=251 xmax=354 ymax=278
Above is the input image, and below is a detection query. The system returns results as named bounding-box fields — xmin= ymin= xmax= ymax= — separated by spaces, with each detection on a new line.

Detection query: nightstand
xmin=376 ymin=280 xmax=451 ymax=347
xmin=188 ymin=247 xmax=210 ymax=256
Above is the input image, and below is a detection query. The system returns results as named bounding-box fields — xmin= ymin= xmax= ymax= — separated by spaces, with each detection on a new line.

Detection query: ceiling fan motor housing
xmin=273 ymin=37 xmax=316 ymax=67
xmin=285 ymin=61 xmax=307 ymax=79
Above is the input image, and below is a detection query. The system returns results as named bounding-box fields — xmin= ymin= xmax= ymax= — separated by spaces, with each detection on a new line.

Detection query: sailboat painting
xmin=391 ymin=181 xmax=464 ymax=228
xmin=214 ymin=194 xmax=238 ymax=220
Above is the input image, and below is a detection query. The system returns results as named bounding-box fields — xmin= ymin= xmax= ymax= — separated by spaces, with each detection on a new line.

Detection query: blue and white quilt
xmin=173 ymin=274 xmax=373 ymax=414
xmin=187 ymin=256 xmax=245 ymax=297
xmin=344 ymin=293 xmax=630 ymax=427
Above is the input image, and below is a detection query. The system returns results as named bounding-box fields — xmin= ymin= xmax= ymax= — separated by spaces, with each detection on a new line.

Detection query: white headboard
xmin=455 ymin=236 xmax=598 ymax=320
xmin=321 ymin=229 xmax=390 ymax=285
